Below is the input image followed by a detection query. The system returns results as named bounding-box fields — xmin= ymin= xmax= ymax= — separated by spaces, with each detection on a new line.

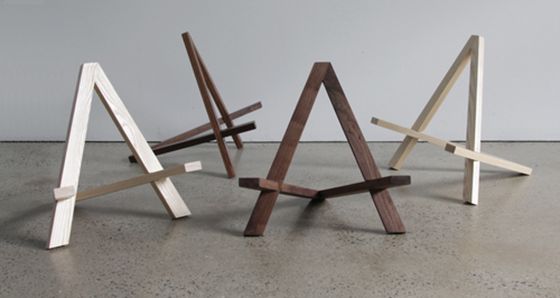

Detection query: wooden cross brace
xmin=54 ymin=162 xmax=202 ymax=202
xmin=241 ymin=62 xmax=410 ymax=236
xmin=129 ymin=32 xmax=262 ymax=178
xmin=371 ymin=118 xmax=532 ymax=175
xmin=370 ymin=35 xmax=532 ymax=205
xmin=240 ymin=176 xmax=410 ymax=200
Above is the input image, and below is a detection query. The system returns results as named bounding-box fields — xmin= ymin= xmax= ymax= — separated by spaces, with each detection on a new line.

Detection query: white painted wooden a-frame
xmin=371 ymin=35 xmax=532 ymax=205
xmin=48 ymin=63 xmax=200 ymax=249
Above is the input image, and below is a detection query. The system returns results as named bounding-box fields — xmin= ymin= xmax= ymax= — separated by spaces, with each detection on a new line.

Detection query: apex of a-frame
xmin=82 ymin=62 xmax=100 ymax=67
xmin=467 ymin=35 xmax=484 ymax=50
xmin=313 ymin=62 xmax=332 ymax=67
xmin=80 ymin=62 xmax=101 ymax=74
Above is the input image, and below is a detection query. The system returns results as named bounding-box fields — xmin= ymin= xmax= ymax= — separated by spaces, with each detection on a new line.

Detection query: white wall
xmin=1 ymin=0 xmax=559 ymax=141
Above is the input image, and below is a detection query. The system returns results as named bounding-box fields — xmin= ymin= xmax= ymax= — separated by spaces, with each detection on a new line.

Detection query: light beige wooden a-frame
xmin=371 ymin=35 xmax=532 ymax=205
xmin=47 ymin=63 xmax=201 ymax=249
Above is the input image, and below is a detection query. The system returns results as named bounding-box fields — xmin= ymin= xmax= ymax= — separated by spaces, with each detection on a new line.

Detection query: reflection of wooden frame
xmin=130 ymin=32 xmax=262 ymax=178
xmin=371 ymin=35 xmax=532 ymax=205
xmin=48 ymin=63 xmax=201 ymax=249
xmin=241 ymin=62 xmax=410 ymax=237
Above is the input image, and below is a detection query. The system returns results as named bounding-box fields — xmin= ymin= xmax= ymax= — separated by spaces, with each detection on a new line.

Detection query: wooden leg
xmin=323 ymin=65 xmax=405 ymax=233
xmin=463 ymin=37 xmax=484 ymax=205
xmin=94 ymin=66 xmax=192 ymax=218
xmin=244 ymin=63 xmax=328 ymax=236
xmin=192 ymin=40 xmax=244 ymax=149
xmin=48 ymin=64 xmax=97 ymax=249
xmin=182 ymin=33 xmax=235 ymax=178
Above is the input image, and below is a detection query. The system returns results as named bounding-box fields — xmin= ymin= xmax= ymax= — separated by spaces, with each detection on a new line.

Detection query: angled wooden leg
xmin=389 ymin=36 xmax=476 ymax=170
xmin=463 ymin=37 xmax=484 ymax=205
xmin=94 ymin=67 xmax=191 ymax=218
xmin=323 ymin=65 xmax=405 ymax=233
xmin=48 ymin=64 xmax=97 ymax=249
xmin=182 ymin=33 xmax=235 ymax=178
xmin=244 ymin=63 xmax=329 ymax=236
xmin=193 ymin=41 xmax=243 ymax=149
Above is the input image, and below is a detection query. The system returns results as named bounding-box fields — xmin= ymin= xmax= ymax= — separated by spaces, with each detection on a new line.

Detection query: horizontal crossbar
xmin=54 ymin=161 xmax=202 ymax=202
xmin=371 ymin=117 xmax=532 ymax=175
xmin=318 ymin=176 xmax=411 ymax=198
xmin=239 ymin=176 xmax=410 ymax=200
xmin=129 ymin=121 xmax=256 ymax=163
xmin=152 ymin=101 xmax=262 ymax=150
xmin=445 ymin=144 xmax=532 ymax=175
xmin=372 ymin=117 xmax=448 ymax=147
xmin=239 ymin=178 xmax=318 ymax=199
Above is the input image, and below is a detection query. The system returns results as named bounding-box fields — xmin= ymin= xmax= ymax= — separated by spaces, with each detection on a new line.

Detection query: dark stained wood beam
xmin=129 ymin=122 xmax=256 ymax=163
xmin=318 ymin=176 xmax=410 ymax=199
xmin=239 ymin=178 xmax=319 ymax=199
xmin=239 ymin=176 xmax=410 ymax=200
xmin=152 ymin=102 xmax=262 ymax=150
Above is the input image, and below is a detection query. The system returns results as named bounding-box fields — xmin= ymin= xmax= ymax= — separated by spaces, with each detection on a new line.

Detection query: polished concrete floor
xmin=0 ymin=142 xmax=558 ymax=297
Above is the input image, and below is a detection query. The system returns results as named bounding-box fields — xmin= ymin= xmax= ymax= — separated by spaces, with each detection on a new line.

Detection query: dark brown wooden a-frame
xmin=240 ymin=62 xmax=410 ymax=236
xmin=129 ymin=32 xmax=262 ymax=178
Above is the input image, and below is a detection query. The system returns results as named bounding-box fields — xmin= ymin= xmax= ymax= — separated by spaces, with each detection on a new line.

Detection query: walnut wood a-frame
xmin=129 ymin=32 xmax=262 ymax=178
xmin=48 ymin=63 xmax=202 ymax=249
xmin=370 ymin=35 xmax=532 ymax=205
xmin=241 ymin=62 xmax=410 ymax=236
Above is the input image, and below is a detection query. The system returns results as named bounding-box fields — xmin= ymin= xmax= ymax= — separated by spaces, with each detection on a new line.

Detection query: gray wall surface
xmin=1 ymin=0 xmax=559 ymax=141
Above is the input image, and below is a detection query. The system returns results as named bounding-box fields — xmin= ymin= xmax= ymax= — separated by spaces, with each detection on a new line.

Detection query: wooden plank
xmin=318 ymin=176 xmax=411 ymax=199
xmin=372 ymin=117 xmax=448 ymax=148
xmin=323 ymin=64 xmax=405 ymax=233
xmin=463 ymin=36 xmax=484 ymax=205
xmin=54 ymin=162 xmax=202 ymax=201
xmin=445 ymin=144 xmax=531 ymax=175
xmin=48 ymin=63 xmax=97 ymax=249
xmin=373 ymin=117 xmax=532 ymax=175
xmin=239 ymin=178 xmax=319 ymax=199
xmin=182 ymin=32 xmax=235 ymax=178
xmin=244 ymin=63 xmax=329 ymax=236
xmin=129 ymin=122 xmax=256 ymax=162
xmin=240 ymin=176 xmax=410 ymax=200
xmin=94 ymin=65 xmax=192 ymax=218
xmin=152 ymin=102 xmax=262 ymax=150
xmin=190 ymin=34 xmax=243 ymax=149
xmin=53 ymin=186 xmax=76 ymax=202
xmin=389 ymin=36 xmax=478 ymax=170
